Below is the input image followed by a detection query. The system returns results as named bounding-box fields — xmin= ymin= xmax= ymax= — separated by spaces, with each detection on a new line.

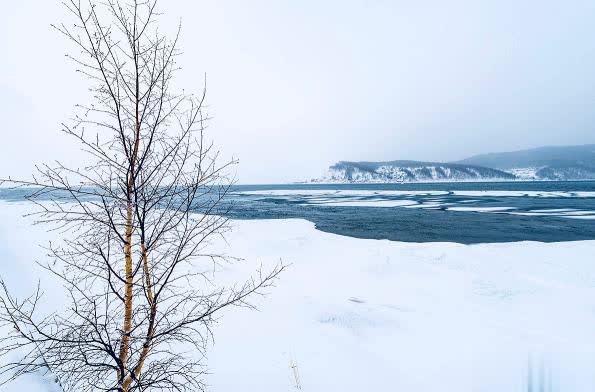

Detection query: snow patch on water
xmin=448 ymin=206 xmax=516 ymax=212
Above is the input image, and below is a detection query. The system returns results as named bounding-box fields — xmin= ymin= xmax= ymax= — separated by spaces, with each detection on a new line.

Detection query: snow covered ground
xmin=1 ymin=202 xmax=595 ymax=391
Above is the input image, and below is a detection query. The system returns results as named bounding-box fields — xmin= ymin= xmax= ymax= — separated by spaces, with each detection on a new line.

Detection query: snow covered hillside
xmin=457 ymin=144 xmax=595 ymax=181
xmin=309 ymin=145 xmax=595 ymax=183
xmin=509 ymin=165 xmax=595 ymax=181
xmin=310 ymin=160 xmax=516 ymax=183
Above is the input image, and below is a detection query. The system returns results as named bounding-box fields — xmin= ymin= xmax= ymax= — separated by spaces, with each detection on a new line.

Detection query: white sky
xmin=2 ymin=0 xmax=595 ymax=183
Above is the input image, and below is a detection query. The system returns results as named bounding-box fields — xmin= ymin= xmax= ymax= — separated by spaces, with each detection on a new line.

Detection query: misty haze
xmin=1 ymin=1 xmax=595 ymax=392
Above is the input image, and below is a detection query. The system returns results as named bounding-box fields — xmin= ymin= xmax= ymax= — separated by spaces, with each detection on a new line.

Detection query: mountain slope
xmin=455 ymin=144 xmax=595 ymax=180
xmin=310 ymin=145 xmax=595 ymax=183
xmin=313 ymin=160 xmax=515 ymax=183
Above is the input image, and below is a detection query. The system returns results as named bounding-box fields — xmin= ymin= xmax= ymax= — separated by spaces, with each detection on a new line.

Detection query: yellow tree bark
xmin=122 ymin=243 xmax=156 ymax=390
xmin=119 ymin=107 xmax=142 ymax=391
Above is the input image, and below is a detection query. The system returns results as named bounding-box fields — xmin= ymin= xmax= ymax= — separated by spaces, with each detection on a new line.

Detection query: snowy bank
xmin=206 ymin=219 xmax=595 ymax=392
xmin=0 ymin=202 xmax=594 ymax=391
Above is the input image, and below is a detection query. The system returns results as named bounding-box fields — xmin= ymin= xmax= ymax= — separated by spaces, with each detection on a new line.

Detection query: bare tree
xmin=0 ymin=1 xmax=283 ymax=391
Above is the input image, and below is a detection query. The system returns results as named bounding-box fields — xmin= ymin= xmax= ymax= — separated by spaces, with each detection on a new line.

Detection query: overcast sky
xmin=2 ymin=1 xmax=595 ymax=183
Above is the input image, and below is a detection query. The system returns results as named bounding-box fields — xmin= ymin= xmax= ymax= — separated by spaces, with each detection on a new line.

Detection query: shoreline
xmin=1 ymin=203 xmax=595 ymax=391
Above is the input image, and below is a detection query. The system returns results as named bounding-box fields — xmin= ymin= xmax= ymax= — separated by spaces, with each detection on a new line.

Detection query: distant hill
xmin=311 ymin=160 xmax=515 ymax=183
xmin=309 ymin=144 xmax=595 ymax=183
xmin=456 ymin=144 xmax=595 ymax=169
xmin=455 ymin=144 xmax=595 ymax=180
